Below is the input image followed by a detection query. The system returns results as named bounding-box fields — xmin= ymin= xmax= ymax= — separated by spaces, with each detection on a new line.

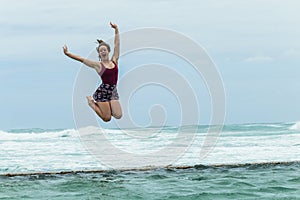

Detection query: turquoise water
xmin=1 ymin=163 xmax=300 ymax=199
xmin=1 ymin=122 xmax=300 ymax=199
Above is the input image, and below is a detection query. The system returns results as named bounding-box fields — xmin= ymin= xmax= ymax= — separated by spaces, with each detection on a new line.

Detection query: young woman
xmin=63 ymin=22 xmax=122 ymax=122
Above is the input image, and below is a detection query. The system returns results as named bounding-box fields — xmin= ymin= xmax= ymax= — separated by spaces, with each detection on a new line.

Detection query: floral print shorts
xmin=93 ymin=83 xmax=119 ymax=102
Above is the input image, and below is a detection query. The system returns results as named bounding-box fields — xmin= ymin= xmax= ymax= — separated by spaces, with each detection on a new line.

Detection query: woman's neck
xmin=101 ymin=58 xmax=109 ymax=62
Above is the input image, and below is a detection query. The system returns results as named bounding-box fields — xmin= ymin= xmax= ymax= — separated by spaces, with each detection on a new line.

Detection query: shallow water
xmin=1 ymin=162 xmax=300 ymax=200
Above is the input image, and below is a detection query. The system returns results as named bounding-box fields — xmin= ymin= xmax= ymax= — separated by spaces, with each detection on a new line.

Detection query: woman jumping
xmin=63 ymin=22 xmax=122 ymax=122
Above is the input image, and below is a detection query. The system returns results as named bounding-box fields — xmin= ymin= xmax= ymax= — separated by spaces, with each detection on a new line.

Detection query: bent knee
xmin=102 ymin=115 xmax=112 ymax=122
xmin=113 ymin=113 xmax=122 ymax=119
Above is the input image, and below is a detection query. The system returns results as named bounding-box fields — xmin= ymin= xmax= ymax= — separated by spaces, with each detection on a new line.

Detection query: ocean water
xmin=1 ymin=122 xmax=300 ymax=199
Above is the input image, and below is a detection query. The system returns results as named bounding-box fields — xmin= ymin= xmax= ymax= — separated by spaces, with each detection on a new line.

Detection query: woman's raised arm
xmin=110 ymin=22 xmax=120 ymax=63
xmin=63 ymin=45 xmax=101 ymax=71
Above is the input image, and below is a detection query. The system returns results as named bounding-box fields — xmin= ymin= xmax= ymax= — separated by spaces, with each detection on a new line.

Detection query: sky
xmin=1 ymin=0 xmax=300 ymax=130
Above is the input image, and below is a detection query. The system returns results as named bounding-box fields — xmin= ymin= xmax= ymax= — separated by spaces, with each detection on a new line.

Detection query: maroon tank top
xmin=99 ymin=61 xmax=118 ymax=84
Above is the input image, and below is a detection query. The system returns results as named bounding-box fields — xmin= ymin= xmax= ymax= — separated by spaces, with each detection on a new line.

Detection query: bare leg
xmin=110 ymin=100 xmax=122 ymax=119
xmin=86 ymin=96 xmax=112 ymax=122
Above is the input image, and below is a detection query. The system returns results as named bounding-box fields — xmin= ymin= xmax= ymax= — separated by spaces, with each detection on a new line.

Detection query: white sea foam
xmin=1 ymin=123 xmax=300 ymax=174
xmin=0 ymin=128 xmax=104 ymax=173
xmin=290 ymin=121 xmax=300 ymax=130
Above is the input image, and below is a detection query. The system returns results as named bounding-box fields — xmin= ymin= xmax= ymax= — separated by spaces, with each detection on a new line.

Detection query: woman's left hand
xmin=110 ymin=22 xmax=118 ymax=29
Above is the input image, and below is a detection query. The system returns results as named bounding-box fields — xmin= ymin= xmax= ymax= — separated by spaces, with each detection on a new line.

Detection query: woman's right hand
xmin=62 ymin=45 xmax=86 ymax=64
xmin=63 ymin=45 xmax=69 ymax=55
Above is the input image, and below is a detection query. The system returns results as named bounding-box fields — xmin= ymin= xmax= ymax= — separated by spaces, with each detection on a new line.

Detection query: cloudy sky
xmin=1 ymin=0 xmax=300 ymax=130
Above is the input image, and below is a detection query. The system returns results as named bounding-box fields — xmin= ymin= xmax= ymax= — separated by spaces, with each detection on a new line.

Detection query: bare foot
xmin=86 ymin=96 xmax=94 ymax=102
xmin=86 ymin=96 xmax=96 ymax=108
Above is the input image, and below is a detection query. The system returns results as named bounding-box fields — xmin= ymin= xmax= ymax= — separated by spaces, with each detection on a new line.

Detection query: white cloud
xmin=243 ymin=56 xmax=274 ymax=63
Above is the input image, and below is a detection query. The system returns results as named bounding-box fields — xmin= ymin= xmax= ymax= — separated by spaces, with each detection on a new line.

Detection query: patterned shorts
xmin=93 ymin=83 xmax=119 ymax=102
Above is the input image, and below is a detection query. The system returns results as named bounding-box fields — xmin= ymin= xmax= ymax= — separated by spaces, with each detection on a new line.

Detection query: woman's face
xmin=99 ymin=45 xmax=109 ymax=58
